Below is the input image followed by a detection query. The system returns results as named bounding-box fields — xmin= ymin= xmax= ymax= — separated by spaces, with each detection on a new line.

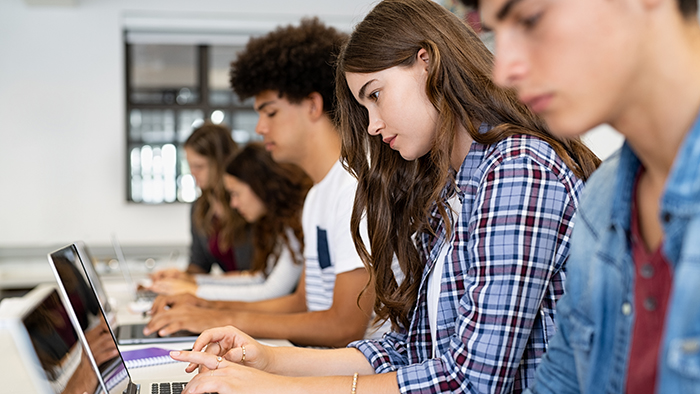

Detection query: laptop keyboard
xmin=151 ymin=382 xmax=187 ymax=394
xmin=137 ymin=288 xmax=158 ymax=302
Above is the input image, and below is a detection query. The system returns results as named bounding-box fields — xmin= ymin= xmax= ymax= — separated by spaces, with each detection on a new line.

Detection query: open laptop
xmin=75 ymin=241 xmax=113 ymax=316
xmin=48 ymin=243 xmax=198 ymax=345
xmin=19 ymin=284 xmax=190 ymax=394
xmin=110 ymin=234 xmax=158 ymax=305
xmin=0 ymin=284 xmax=109 ymax=393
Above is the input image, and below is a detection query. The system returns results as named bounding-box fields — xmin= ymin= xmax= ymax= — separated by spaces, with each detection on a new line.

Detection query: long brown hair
xmin=336 ymin=0 xmax=601 ymax=330
xmin=184 ymin=122 xmax=245 ymax=251
xmin=225 ymin=143 xmax=312 ymax=274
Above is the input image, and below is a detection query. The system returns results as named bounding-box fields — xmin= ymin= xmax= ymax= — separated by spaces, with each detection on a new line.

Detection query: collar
xmin=662 ymin=111 xmax=700 ymax=217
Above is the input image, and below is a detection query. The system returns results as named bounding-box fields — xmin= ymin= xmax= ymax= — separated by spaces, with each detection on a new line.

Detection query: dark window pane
xmin=130 ymin=44 xmax=197 ymax=88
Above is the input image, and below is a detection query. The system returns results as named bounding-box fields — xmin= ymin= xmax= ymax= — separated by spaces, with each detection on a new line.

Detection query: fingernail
xmin=170 ymin=351 xmax=180 ymax=357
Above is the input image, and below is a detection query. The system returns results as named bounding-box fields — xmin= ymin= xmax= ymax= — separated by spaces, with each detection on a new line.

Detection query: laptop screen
xmin=49 ymin=244 xmax=135 ymax=394
xmin=22 ymin=289 xmax=102 ymax=394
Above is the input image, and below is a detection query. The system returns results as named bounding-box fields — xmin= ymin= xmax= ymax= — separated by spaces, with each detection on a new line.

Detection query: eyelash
xmin=267 ymin=111 xmax=277 ymax=118
xmin=520 ymin=11 xmax=543 ymax=30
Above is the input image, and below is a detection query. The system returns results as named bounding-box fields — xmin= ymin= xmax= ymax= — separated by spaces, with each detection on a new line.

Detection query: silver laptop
xmin=48 ymin=243 xmax=198 ymax=345
xmin=47 ymin=245 xmax=194 ymax=394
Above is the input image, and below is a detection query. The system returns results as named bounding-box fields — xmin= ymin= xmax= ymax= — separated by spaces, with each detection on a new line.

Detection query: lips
xmin=521 ymin=93 xmax=553 ymax=114
xmin=383 ymin=135 xmax=397 ymax=148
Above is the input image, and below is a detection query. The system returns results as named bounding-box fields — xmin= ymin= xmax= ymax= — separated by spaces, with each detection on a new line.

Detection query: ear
xmin=416 ymin=48 xmax=430 ymax=70
xmin=306 ymin=92 xmax=325 ymax=121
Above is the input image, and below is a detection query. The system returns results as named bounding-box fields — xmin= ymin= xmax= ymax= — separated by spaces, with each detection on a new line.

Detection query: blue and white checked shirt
xmin=350 ymin=134 xmax=585 ymax=394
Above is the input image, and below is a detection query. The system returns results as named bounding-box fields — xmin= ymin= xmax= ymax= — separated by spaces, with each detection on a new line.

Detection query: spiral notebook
xmin=120 ymin=347 xmax=179 ymax=369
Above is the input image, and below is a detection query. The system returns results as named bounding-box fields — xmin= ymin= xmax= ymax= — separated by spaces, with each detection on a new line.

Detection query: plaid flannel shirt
xmin=350 ymin=134 xmax=585 ymax=394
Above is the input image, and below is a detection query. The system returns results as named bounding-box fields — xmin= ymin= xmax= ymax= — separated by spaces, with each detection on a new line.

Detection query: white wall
xmin=0 ymin=0 xmax=377 ymax=248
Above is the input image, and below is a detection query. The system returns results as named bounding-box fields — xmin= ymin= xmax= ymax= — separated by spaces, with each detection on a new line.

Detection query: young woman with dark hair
xmin=167 ymin=1 xmax=600 ymax=393
xmin=151 ymin=143 xmax=312 ymax=302
xmin=150 ymin=123 xmax=251 ymax=284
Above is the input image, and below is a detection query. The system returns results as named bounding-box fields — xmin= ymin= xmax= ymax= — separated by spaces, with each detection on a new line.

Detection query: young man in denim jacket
xmin=464 ymin=0 xmax=700 ymax=392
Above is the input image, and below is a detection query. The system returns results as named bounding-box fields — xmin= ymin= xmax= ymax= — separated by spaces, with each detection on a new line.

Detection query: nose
xmin=491 ymin=32 xmax=528 ymax=89
xmin=255 ymin=116 xmax=266 ymax=136
xmin=367 ymin=111 xmax=384 ymax=136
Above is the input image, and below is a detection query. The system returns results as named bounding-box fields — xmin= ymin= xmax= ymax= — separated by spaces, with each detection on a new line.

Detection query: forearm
xmin=211 ymin=290 xmax=306 ymax=313
xmin=228 ymin=308 xmax=370 ymax=348
xmin=267 ymin=347 xmax=375 ymax=377
xmin=285 ymin=372 xmax=399 ymax=394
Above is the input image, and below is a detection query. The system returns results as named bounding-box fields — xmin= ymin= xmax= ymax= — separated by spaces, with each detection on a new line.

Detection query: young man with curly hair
xmin=464 ymin=0 xmax=700 ymax=392
xmin=144 ymin=18 xmax=378 ymax=348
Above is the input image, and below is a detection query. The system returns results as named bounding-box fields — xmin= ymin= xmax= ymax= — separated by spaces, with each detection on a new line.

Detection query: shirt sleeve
xmin=331 ymin=177 xmax=367 ymax=275
xmin=398 ymin=155 xmax=574 ymax=394
xmin=195 ymin=272 xmax=265 ymax=286
xmin=349 ymin=330 xmax=411 ymax=373
xmin=195 ymin=241 xmax=303 ymax=302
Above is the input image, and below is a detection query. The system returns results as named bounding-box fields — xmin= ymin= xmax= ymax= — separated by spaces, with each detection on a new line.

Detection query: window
xmin=125 ymin=42 xmax=260 ymax=204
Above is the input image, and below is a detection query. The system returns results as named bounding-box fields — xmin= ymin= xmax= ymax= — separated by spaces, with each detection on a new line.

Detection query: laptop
xmin=110 ymin=234 xmax=158 ymax=305
xmin=46 ymin=247 xmax=194 ymax=394
xmin=48 ymin=243 xmax=199 ymax=345
xmin=75 ymin=241 xmax=113 ymax=317
xmin=0 ymin=284 xmax=109 ymax=393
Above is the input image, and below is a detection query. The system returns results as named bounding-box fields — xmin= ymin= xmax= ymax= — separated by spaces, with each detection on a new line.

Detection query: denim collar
xmin=608 ymin=143 xmax=641 ymax=233
xmin=662 ymin=112 xmax=700 ymax=217
xmin=609 ymin=109 xmax=700 ymax=233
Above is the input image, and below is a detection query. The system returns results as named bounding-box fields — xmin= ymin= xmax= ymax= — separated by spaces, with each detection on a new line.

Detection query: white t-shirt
xmin=303 ymin=160 xmax=366 ymax=312
xmin=195 ymin=228 xmax=303 ymax=302
xmin=427 ymin=194 xmax=461 ymax=356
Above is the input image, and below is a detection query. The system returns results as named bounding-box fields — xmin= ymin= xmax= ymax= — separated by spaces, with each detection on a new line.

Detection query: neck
xmin=451 ymin=123 xmax=475 ymax=170
xmin=296 ymin=116 xmax=342 ymax=184
xmin=611 ymin=13 xmax=700 ymax=186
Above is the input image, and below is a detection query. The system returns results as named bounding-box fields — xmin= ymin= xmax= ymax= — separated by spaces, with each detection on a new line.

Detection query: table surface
xmin=104 ymin=271 xmax=293 ymax=387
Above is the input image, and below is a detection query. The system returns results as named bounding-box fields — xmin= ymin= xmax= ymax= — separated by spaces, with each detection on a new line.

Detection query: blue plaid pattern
xmin=350 ymin=134 xmax=584 ymax=394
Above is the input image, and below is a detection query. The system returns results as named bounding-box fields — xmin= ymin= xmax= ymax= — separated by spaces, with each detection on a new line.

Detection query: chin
xmin=542 ymin=112 xmax=593 ymax=138
xmin=269 ymin=151 xmax=290 ymax=164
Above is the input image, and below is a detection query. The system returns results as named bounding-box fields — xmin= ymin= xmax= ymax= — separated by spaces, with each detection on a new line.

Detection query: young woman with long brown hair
xmin=150 ymin=123 xmax=250 ymax=283
xmin=167 ymin=1 xmax=600 ymax=393
xmin=150 ymin=143 xmax=312 ymax=302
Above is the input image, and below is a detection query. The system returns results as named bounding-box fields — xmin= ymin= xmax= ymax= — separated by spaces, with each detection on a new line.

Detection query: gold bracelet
xmin=351 ymin=372 xmax=358 ymax=394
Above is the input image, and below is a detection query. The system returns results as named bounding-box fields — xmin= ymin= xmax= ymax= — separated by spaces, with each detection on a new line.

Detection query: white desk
xmin=103 ymin=273 xmax=292 ymax=386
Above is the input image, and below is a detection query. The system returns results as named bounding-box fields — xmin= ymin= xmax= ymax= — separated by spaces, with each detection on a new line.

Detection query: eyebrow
xmin=357 ymin=79 xmax=377 ymax=101
xmin=496 ymin=0 xmax=525 ymax=21
xmin=255 ymin=100 xmax=274 ymax=112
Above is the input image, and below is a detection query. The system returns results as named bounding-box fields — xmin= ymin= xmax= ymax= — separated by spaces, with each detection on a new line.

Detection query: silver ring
xmin=241 ymin=346 xmax=246 ymax=363
xmin=215 ymin=356 xmax=222 ymax=369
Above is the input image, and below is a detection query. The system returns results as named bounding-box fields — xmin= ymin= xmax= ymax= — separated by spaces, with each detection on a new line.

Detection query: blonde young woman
xmin=168 ymin=1 xmax=600 ymax=393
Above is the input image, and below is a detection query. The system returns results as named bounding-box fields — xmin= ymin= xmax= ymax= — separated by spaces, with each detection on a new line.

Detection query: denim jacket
xmin=526 ymin=114 xmax=700 ymax=394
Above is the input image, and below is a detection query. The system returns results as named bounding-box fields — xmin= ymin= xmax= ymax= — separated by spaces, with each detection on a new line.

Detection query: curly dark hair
xmin=230 ymin=17 xmax=348 ymax=115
